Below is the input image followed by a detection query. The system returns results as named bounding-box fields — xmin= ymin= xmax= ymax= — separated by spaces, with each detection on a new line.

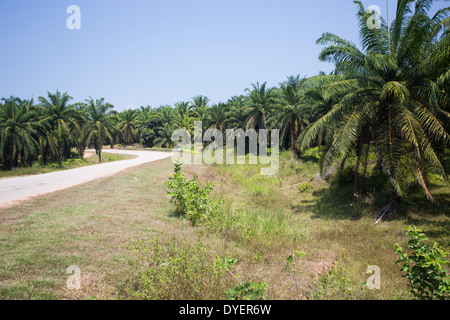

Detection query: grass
xmin=0 ymin=151 xmax=134 ymax=179
xmin=207 ymin=150 xmax=450 ymax=299
xmin=0 ymin=158 xmax=180 ymax=299
xmin=0 ymin=149 xmax=448 ymax=300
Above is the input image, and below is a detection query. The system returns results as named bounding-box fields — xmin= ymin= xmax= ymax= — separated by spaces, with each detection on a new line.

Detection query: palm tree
xmin=190 ymin=95 xmax=210 ymax=124
xmin=119 ymin=109 xmax=138 ymax=145
xmin=71 ymin=102 xmax=89 ymax=158
xmin=207 ymin=102 xmax=228 ymax=132
xmin=38 ymin=90 xmax=77 ymax=168
xmin=0 ymin=97 xmax=45 ymax=168
xmin=225 ymin=95 xmax=247 ymax=129
xmin=155 ymin=105 xmax=175 ymax=126
xmin=174 ymin=101 xmax=192 ymax=121
xmin=174 ymin=101 xmax=195 ymax=136
xmin=269 ymin=75 xmax=310 ymax=154
xmin=244 ymin=82 xmax=277 ymax=131
xmin=154 ymin=123 xmax=174 ymax=148
xmin=299 ymin=0 xmax=450 ymax=201
xmin=83 ymin=97 xmax=116 ymax=163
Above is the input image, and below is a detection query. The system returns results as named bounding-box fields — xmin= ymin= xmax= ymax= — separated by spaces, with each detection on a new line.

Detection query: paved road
xmin=0 ymin=149 xmax=172 ymax=209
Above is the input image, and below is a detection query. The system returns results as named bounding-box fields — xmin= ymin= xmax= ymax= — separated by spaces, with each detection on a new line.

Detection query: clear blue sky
xmin=0 ymin=0 xmax=447 ymax=111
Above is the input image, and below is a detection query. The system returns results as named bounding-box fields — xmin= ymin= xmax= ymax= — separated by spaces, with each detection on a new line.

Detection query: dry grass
xmin=0 ymin=157 xmax=193 ymax=299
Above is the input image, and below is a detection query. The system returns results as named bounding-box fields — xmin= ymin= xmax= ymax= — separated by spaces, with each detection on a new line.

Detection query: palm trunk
xmin=290 ymin=127 xmax=295 ymax=152
xmin=293 ymin=120 xmax=300 ymax=156
xmin=361 ymin=144 xmax=370 ymax=185
xmin=353 ymin=144 xmax=362 ymax=197
xmin=257 ymin=112 xmax=266 ymax=131
xmin=338 ymin=156 xmax=348 ymax=182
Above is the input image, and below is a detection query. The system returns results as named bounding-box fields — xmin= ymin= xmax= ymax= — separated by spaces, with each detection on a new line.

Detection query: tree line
xmin=1 ymin=0 xmax=449 ymax=202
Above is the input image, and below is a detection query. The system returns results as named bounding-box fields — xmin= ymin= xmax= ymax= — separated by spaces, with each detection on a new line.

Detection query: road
xmin=0 ymin=149 xmax=173 ymax=209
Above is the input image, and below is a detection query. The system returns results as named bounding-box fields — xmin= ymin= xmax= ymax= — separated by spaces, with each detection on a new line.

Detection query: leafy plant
xmin=214 ymin=256 xmax=268 ymax=300
xmin=165 ymin=162 xmax=215 ymax=225
xmin=225 ymin=281 xmax=268 ymax=300
xmin=298 ymin=182 xmax=312 ymax=193
xmin=394 ymin=226 xmax=450 ymax=300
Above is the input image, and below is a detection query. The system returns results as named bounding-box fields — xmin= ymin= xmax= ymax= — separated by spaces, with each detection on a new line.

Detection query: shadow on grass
xmin=292 ymin=183 xmax=360 ymax=221
xmin=292 ymin=179 xmax=450 ymax=226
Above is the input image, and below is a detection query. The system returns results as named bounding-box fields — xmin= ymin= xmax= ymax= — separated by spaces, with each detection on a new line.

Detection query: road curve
xmin=0 ymin=149 xmax=172 ymax=209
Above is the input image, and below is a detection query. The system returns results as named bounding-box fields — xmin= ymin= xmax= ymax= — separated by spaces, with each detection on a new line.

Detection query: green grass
xmin=208 ymin=149 xmax=450 ymax=299
xmin=0 ymin=151 xmax=133 ymax=179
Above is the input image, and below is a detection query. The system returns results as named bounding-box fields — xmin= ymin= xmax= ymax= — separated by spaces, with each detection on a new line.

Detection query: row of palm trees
xmin=0 ymin=93 xmax=119 ymax=167
xmin=1 ymin=0 xmax=448 ymax=203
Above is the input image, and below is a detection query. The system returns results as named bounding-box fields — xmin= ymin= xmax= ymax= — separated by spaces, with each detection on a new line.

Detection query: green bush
xmin=165 ymin=162 xmax=215 ymax=225
xmin=394 ymin=226 xmax=450 ymax=300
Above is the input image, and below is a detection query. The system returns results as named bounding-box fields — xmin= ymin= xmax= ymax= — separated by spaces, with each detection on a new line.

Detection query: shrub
xmin=165 ymin=162 xmax=215 ymax=225
xmin=394 ymin=226 xmax=450 ymax=300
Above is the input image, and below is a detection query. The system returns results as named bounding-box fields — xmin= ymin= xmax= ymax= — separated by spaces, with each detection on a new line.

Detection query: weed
xmin=394 ymin=226 xmax=450 ymax=300
xmin=128 ymin=235 xmax=231 ymax=300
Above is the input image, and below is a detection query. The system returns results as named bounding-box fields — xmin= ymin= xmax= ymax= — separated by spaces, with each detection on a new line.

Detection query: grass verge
xmin=0 ymin=151 xmax=134 ymax=179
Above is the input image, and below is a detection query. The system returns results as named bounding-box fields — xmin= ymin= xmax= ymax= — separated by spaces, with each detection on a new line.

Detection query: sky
xmin=0 ymin=0 xmax=447 ymax=111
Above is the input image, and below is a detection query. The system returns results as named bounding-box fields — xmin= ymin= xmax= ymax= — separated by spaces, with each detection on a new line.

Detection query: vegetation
xmin=5 ymin=1 xmax=447 ymax=203
xmin=0 ymin=0 xmax=448 ymax=301
xmin=165 ymin=161 xmax=215 ymax=225
xmin=394 ymin=226 xmax=450 ymax=300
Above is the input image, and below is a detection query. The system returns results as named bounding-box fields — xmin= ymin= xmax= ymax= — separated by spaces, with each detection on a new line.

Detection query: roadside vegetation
xmin=0 ymin=151 xmax=132 ymax=179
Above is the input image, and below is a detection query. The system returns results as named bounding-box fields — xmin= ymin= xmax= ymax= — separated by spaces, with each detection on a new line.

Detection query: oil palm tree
xmin=153 ymin=123 xmax=174 ymax=148
xmin=299 ymin=0 xmax=450 ymax=201
xmin=190 ymin=95 xmax=210 ymax=124
xmin=0 ymin=97 xmax=46 ymax=167
xmin=155 ymin=105 xmax=175 ymax=126
xmin=225 ymin=95 xmax=248 ymax=130
xmin=38 ymin=90 xmax=77 ymax=168
xmin=119 ymin=109 xmax=138 ymax=145
xmin=83 ymin=97 xmax=116 ymax=163
xmin=174 ymin=101 xmax=195 ymax=137
xmin=244 ymin=82 xmax=277 ymax=131
xmin=207 ymin=102 xmax=228 ymax=132
xmin=269 ymin=75 xmax=310 ymax=154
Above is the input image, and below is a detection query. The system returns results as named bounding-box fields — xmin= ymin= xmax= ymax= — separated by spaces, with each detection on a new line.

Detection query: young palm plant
xmin=298 ymin=0 xmax=450 ymax=201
